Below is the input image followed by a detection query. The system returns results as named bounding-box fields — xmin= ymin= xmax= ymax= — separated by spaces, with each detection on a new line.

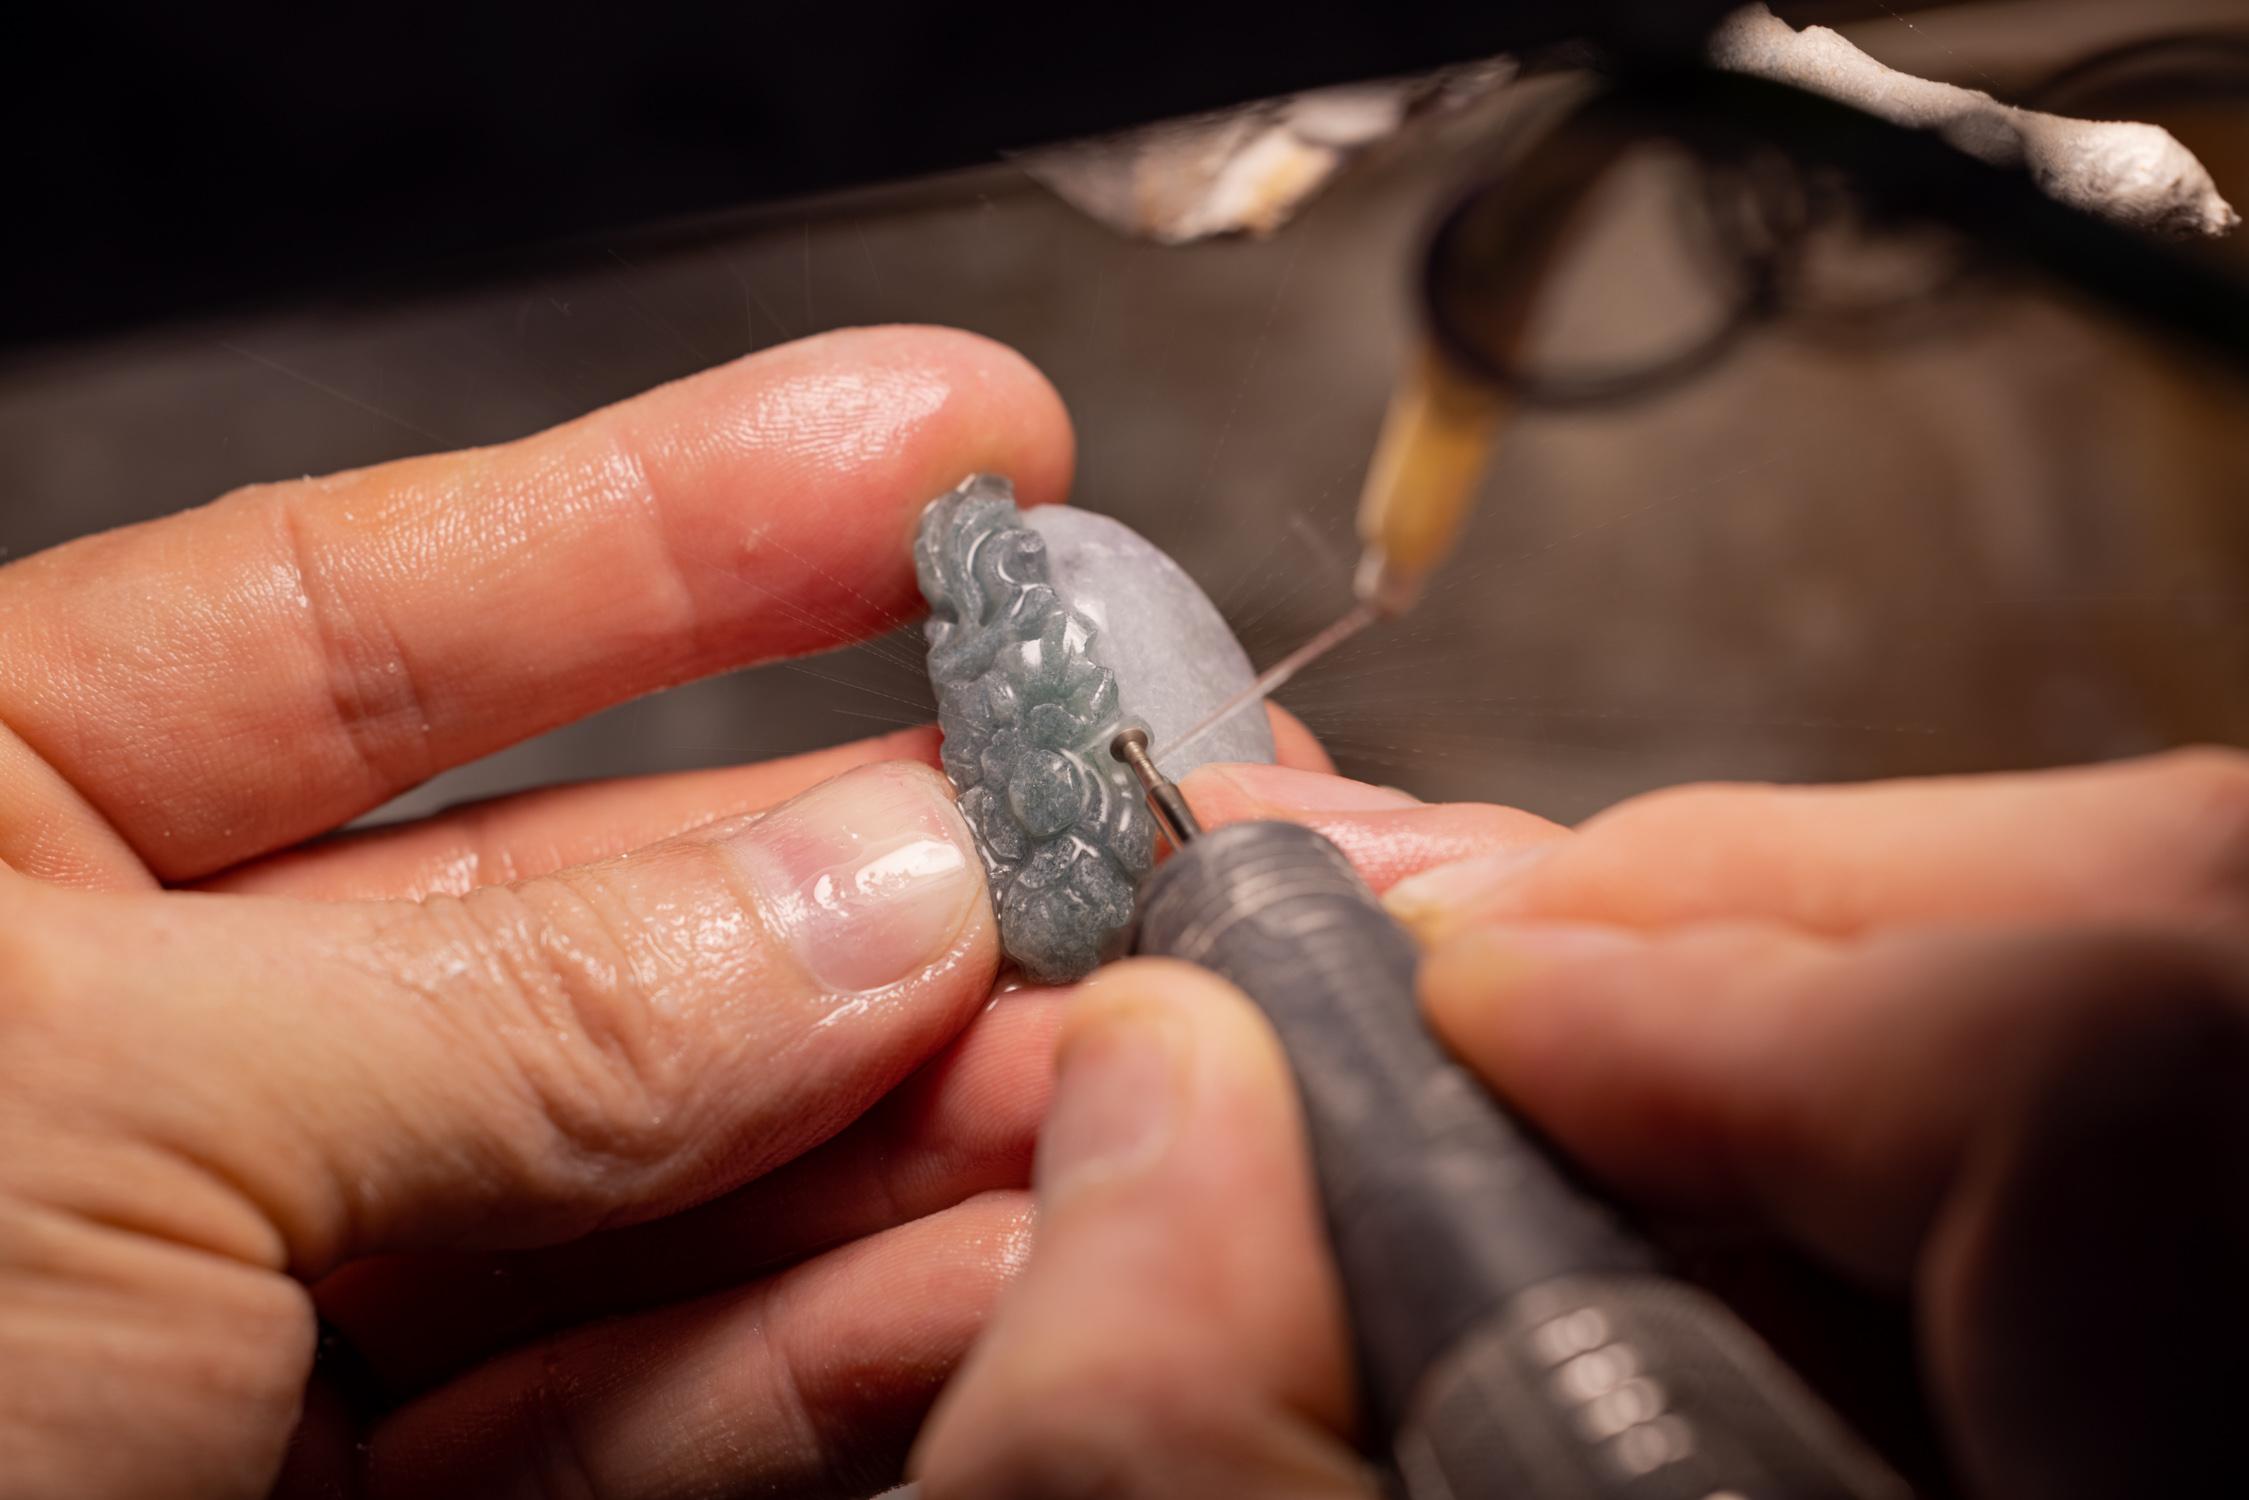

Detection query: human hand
xmin=0 ymin=325 xmax=1325 ymax=1500
xmin=913 ymin=752 xmax=2249 ymax=1499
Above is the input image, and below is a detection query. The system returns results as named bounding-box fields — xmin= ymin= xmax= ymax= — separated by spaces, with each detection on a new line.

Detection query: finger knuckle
xmin=259 ymin=484 xmax=438 ymax=791
xmin=428 ymin=873 xmax=706 ymax=1183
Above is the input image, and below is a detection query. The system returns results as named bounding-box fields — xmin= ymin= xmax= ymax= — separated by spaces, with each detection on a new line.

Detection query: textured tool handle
xmin=1133 ymin=821 xmax=1909 ymax=1500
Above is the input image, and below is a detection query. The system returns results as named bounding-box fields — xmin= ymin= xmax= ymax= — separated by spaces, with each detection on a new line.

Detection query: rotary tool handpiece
xmin=1130 ymin=820 xmax=1911 ymax=1500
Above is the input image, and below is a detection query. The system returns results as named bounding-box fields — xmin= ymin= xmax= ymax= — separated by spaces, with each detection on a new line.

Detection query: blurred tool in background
xmin=1130 ymin=54 xmax=2249 ymax=1494
xmin=6 ymin=2 xmax=2246 ymax=826
xmin=1167 ymin=36 xmax=2247 ymax=771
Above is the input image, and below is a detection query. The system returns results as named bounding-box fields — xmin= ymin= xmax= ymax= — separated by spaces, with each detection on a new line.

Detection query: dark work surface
xmin=5 ymin=0 xmax=1749 ymax=350
xmin=1 ymin=5 xmax=2241 ymax=834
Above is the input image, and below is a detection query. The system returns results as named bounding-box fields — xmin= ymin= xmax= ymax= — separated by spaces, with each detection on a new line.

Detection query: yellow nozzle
xmin=1354 ymin=344 xmax=1508 ymax=617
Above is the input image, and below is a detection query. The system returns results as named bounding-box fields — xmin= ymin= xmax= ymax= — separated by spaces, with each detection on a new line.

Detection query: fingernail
xmin=1204 ymin=763 xmax=1422 ymax=812
xmin=1036 ymin=1008 xmax=1183 ymax=1202
xmin=1386 ymin=843 xmax=1559 ymax=942
xmin=729 ymin=762 xmax=985 ymax=993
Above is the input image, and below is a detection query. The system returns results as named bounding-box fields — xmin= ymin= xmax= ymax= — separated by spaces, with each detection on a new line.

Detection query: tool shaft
xmin=1132 ymin=821 xmax=1910 ymax=1500
xmin=1112 ymin=727 xmax=1203 ymax=846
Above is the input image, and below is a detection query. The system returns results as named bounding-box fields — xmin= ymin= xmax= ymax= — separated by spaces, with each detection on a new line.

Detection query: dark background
xmin=7 ymin=0 xmax=1751 ymax=348
xmin=3 ymin=0 xmax=2245 ymax=830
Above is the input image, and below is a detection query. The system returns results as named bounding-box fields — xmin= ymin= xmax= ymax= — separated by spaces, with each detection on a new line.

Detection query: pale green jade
xmin=914 ymin=475 xmax=1274 ymax=982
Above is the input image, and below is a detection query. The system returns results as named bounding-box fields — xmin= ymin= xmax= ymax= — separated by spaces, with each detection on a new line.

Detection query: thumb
xmin=912 ymin=959 xmax=1373 ymax=1500
xmin=6 ymin=760 xmax=996 ymax=1277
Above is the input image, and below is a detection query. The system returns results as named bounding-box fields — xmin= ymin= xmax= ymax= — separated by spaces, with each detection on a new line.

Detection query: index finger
xmin=1387 ymin=749 xmax=2249 ymax=944
xmin=0 ymin=325 xmax=1071 ymax=882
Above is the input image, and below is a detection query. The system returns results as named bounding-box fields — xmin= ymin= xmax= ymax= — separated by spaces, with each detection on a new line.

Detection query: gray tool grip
xmin=1132 ymin=821 xmax=1909 ymax=1500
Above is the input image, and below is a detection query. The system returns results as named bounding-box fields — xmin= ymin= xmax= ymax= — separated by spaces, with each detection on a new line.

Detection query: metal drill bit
xmin=1112 ymin=727 xmax=1202 ymax=847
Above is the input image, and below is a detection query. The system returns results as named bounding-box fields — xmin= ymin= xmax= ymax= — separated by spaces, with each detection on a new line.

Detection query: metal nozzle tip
xmin=1110 ymin=727 xmax=1150 ymax=761
xmin=1354 ymin=551 xmax=1419 ymax=619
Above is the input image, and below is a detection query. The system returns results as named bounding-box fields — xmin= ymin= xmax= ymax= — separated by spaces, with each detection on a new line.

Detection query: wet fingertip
xmin=894 ymin=323 xmax=1077 ymax=506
